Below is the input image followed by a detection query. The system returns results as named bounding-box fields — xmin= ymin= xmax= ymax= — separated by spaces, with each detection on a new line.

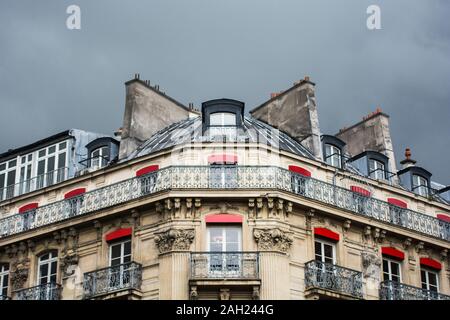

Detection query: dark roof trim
xmin=397 ymin=166 xmax=432 ymax=179
xmin=349 ymin=150 xmax=389 ymax=163
xmin=249 ymin=79 xmax=315 ymax=114
xmin=0 ymin=130 xmax=71 ymax=161
xmin=124 ymin=78 xmax=200 ymax=114
xmin=321 ymin=135 xmax=346 ymax=149
xmin=85 ymin=137 xmax=119 ymax=150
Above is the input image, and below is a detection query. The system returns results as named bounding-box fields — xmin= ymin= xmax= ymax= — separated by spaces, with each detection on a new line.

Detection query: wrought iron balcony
xmin=380 ymin=280 xmax=450 ymax=300
xmin=191 ymin=252 xmax=259 ymax=279
xmin=0 ymin=166 xmax=448 ymax=242
xmin=0 ymin=295 xmax=10 ymax=300
xmin=15 ymin=283 xmax=62 ymax=300
xmin=0 ymin=167 xmax=69 ymax=202
xmin=83 ymin=262 xmax=142 ymax=299
xmin=304 ymin=260 xmax=363 ymax=299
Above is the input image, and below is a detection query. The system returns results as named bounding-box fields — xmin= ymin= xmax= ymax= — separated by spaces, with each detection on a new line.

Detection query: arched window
xmin=38 ymin=251 xmax=58 ymax=285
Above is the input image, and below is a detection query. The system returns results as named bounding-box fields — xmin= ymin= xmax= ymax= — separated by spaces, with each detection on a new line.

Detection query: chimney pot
xmin=304 ymin=76 xmax=310 ymax=81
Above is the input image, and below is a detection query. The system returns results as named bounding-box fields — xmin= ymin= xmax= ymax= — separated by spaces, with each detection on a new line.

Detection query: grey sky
xmin=0 ymin=0 xmax=449 ymax=183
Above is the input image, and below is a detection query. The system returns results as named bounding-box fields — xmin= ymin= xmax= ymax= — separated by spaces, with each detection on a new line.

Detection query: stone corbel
xmin=306 ymin=209 xmax=315 ymax=231
xmin=248 ymin=198 xmax=256 ymax=219
xmin=186 ymin=198 xmax=193 ymax=219
xmin=440 ymin=249 xmax=448 ymax=262
xmin=403 ymin=238 xmax=412 ymax=250
xmin=93 ymin=220 xmax=102 ymax=241
xmin=131 ymin=209 xmax=141 ymax=227
xmin=10 ymin=267 xmax=29 ymax=290
xmin=256 ymin=198 xmax=263 ymax=219
xmin=343 ymin=220 xmax=351 ymax=231
xmin=253 ymin=228 xmax=293 ymax=253
xmin=154 ymin=228 xmax=195 ymax=254
xmin=415 ymin=242 xmax=424 ymax=253
xmin=194 ymin=198 xmax=202 ymax=218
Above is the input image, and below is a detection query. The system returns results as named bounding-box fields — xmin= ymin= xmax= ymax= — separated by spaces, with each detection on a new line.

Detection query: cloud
xmin=0 ymin=0 xmax=449 ymax=182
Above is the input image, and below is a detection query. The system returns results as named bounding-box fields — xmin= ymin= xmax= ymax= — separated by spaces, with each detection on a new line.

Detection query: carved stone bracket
xmin=253 ymin=228 xmax=293 ymax=253
xmin=60 ymin=254 xmax=79 ymax=278
xmin=157 ymin=198 xmax=202 ymax=220
xmin=10 ymin=267 xmax=29 ymax=290
xmin=361 ymin=251 xmax=382 ymax=280
xmin=154 ymin=228 xmax=195 ymax=254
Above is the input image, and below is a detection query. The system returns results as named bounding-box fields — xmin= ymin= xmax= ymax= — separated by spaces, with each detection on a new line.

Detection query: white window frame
xmin=207 ymin=225 xmax=242 ymax=252
xmin=0 ymin=264 xmax=9 ymax=297
xmin=325 ymin=144 xmax=342 ymax=168
xmin=37 ymin=251 xmax=58 ymax=285
xmin=421 ymin=268 xmax=439 ymax=293
xmin=36 ymin=142 xmax=68 ymax=186
xmin=90 ymin=146 xmax=109 ymax=169
xmin=369 ymin=159 xmax=385 ymax=180
xmin=210 ymin=112 xmax=237 ymax=126
xmin=314 ymin=238 xmax=336 ymax=265
xmin=413 ymin=175 xmax=428 ymax=197
xmin=382 ymin=258 xmax=402 ymax=282
xmin=109 ymin=238 xmax=132 ymax=266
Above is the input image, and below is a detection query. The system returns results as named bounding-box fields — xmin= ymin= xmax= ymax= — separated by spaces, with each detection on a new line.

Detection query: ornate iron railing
xmin=304 ymin=260 xmax=363 ymax=298
xmin=0 ymin=166 xmax=449 ymax=242
xmin=0 ymin=295 xmax=10 ymax=300
xmin=15 ymin=282 xmax=62 ymax=300
xmin=0 ymin=167 xmax=69 ymax=202
xmin=83 ymin=262 xmax=142 ymax=299
xmin=380 ymin=280 xmax=450 ymax=300
xmin=191 ymin=252 xmax=259 ymax=279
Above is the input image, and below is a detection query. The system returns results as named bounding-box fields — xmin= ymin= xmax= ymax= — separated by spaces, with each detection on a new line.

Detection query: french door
xmin=207 ymin=226 xmax=242 ymax=276
xmin=109 ymin=239 xmax=132 ymax=289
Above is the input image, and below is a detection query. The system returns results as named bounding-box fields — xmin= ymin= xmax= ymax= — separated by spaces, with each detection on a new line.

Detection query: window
xmin=369 ymin=159 xmax=385 ymax=180
xmin=109 ymin=238 xmax=132 ymax=289
xmin=209 ymin=112 xmax=237 ymax=139
xmin=314 ymin=239 xmax=336 ymax=265
xmin=382 ymin=258 xmax=401 ymax=282
xmin=412 ymin=175 xmax=428 ymax=197
xmin=91 ymin=146 xmax=109 ymax=169
xmin=0 ymin=160 xmax=17 ymax=200
xmin=421 ymin=269 xmax=439 ymax=293
xmin=36 ymin=142 xmax=68 ymax=188
xmin=210 ymin=112 xmax=236 ymax=126
xmin=207 ymin=226 xmax=242 ymax=275
xmin=325 ymin=144 xmax=341 ymax=168
xmin=38 ymin=251 xmax=58 ymax=285
xmin=0 ymin=264 xmax=9 ymax=298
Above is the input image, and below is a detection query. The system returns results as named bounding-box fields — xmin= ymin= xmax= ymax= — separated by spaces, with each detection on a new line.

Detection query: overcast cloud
xmin=0 ymin=0 xmax=449 ymax=183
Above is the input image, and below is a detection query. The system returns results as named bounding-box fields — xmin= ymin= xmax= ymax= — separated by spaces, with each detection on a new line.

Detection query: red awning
xmin=205 ymin=214 xmax=243 ymax=223
xmin=314 ymin=227 xmax=340 ymax=241
xmin=350 ymin=186 xmax=371 ymax=197
xmin=18 ymin=203 xmax=39 ymax=214
xmin=381 ymin=247 xmax=405 ymax=261
xmin=135 ymin=165 xmax=159 ymax=177
xmin=387 ymin=198 xmax=408 ymax=208
xmin=105 ymin=228 xmax=132 ymax=242
xmin=420 ymin=258 xmax=442 ymax=271
xmin=288 ymin=165 xmax=311 ymax=177
xmin=64 ymin=188 xmax=86 ymax=199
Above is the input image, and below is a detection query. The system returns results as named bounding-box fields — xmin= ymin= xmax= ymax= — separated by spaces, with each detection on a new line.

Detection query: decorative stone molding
xmin=10 ymin=266 xmax=29 ymax=290
xmin=189 ymin=286 xmax=198 ymax=300
xmin=252 ymin=286 xmax=260 ymax=300
xmin=361 ymin=251 xmax=382 ymax=279
xmin=157 ymin=198 xmax=202 ymax=220
xmin=154 ymin=228 xmax=195 ymax=254
xmin=253 ymin=228 xmax=293 ymax=253
xmin=306 ymin=209 xmax=315 ymax=231
xmin=219 ymin=288 xmax=230 ymax=300
xmin=60 ymin=254 xmax=79 ymax=278
xmin=403 ymin=238 xmax=412 ymax=250
xmin=415 ymin=241 xmax=424 ymax=253
xmin=343 ymin=220 xmax=351 ymax=231
xmin=441 ymin=249 xmax=448 ymax=262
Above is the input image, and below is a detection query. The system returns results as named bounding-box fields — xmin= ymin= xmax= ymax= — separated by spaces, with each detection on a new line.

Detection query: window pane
xmin=111 ymin=244 xmax=121 ymax=260
xmin=59 ymin=142 xmax=67 ymax=150
xmin=391 ymin=262 xmax=400 ymax=277
xmin=58 ymin=153 xmax=66 ymax=169
xmin=6 ymin=170 xmax=15 ymax=186
xmin=324 ymin=244 xmax=333 ymax=259
xmin=48 ymin=146 xmax=56 ymax=154
xmin=50 ymin=261 xmax=57 ymax=275
xmin=0 ymin=163 xmax=5 ymax=171
xmin=8 ymin=160 xmax=16 ymax=168
xmin=38 ymin=149 xmax=46 ymax=158
xmin=124 ymin=241 xmax=131 ymax=255
xmin=222 ymin=113 xmax=236 ymax=125
xmin=47 ymin=156 xmax=55 ymax=172
xmin=210 ymin=113 xmax=222 ymax=126
xmin=314 ymin=241 xmax=321 ymax=257
xmin=428 ymin=273 xmax=437 ymax=286
xmin=40 ymin=264 xmax=48 ymax=278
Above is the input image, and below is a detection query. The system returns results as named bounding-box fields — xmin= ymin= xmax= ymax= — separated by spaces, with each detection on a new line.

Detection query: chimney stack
xmin=400 ymin=148 xmax=417 ymax=169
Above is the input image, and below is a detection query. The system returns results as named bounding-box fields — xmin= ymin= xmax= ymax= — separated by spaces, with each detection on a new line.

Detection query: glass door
xmin=207 ymin=226 xmax=242 ymax=277
xmin=109 ymin=239 xmax=132 ymax=290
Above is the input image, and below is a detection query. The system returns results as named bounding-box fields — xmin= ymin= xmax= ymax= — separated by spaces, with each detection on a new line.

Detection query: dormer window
xmin=321 ymin=135 xmax=346 ymax=169
xmin=369 ymin=159 xmax=385 ymax=180
xmin=91 ymin=146 xmax=109 ymax=169
xmin=325 ymin=144 xmax=341 ymax=168
xmin=412 ymin=175 xmax=428 ymax=197
xmin=210 ymin=112 xmax=236 ymax=126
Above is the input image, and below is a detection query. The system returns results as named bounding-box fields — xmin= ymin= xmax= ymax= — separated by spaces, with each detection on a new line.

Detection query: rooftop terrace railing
xmin=0 ymin=166 xmax=448 ymax=241
xmin=0 ymin=167 xmax=69 ymax=202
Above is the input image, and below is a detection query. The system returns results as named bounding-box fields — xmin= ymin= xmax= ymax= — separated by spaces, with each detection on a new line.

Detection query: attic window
xmin=324 ymin=144 xmax=342 ymax=168
xmin=210 ymin=112 xmax=236 ymax=126
xmin=369 ymin=159 xmax=386 ymax=180
xmin=412 ymin=175 xmax=428 ymax=197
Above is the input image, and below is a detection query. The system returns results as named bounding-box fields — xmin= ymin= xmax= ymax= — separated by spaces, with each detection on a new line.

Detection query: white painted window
xmin=325 ymin=144 xmax=341 ymax=168
xmin=413 ymin=175 xmax=428 ymax=196
xmin=208 ymin=226 xmax=242 ymax=252
xmin=91 ymin=146 xmax=109 ymax=169
xmin=210 ymin=112 xmax=236 ymax=126
xmin=38 ymin=251 xmax=58 ymax=285
xmin=369 ymin=159 xmax=385 ymax=180
xmin=0 ymin=159 xmax=16 ymax=200
xmin=421 ymin=269 xmax=439 ymax=293
xmin=36 ymin=142 xmax=68 ymax=188
xmin=314 ymin=239 xmax=336 ymax=265
xmin=0 ymin=264 xmax=9 ymax=297
xmin=110 ymin=239 xmax=132 ymax=266
xmin=382 ymin=258 xmax=401 ymax=282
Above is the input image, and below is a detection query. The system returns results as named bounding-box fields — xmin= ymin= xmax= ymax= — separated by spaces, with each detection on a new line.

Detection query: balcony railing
xmin=15 ymin=283 xmax=62 ymax=300
xmin=0 ymin=295 xmax=10 ymax=300
xmin=0 ymin=167 xmax=69 ymax=202
xmin=304 ymin=260 xmax=363 ymax=299
xmin=380 ymin=280 xmax=450 ymax=300
xmin=0 ymin=166 xmax=449 ymax=242
xmin=83 ymin=262 xmax=142 ymax=299
xmin=191 ymin=252 xmax=259 ymax=279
